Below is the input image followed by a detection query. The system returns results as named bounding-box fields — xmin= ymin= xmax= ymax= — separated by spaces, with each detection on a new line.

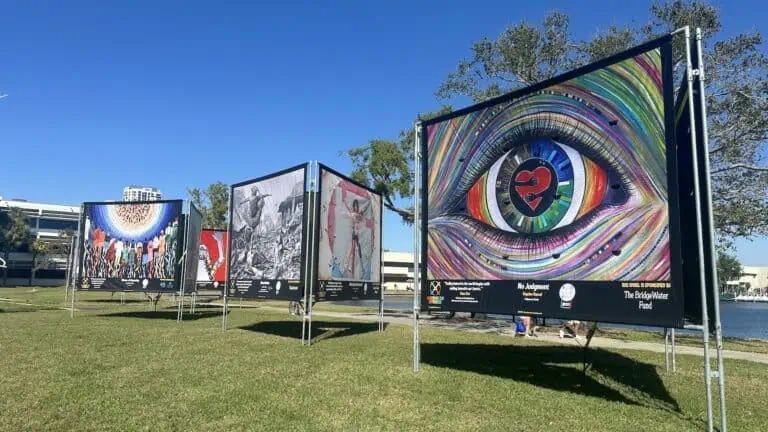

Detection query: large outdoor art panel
xmin=79 ymin=200 xmax=183 ymax=292
xmin=228 ymin=165 xmax=306 ymax=300
xmin=315 ymin=166 xmax=382 ymax=301
xmin=423 ymin=36 xmax=684 ymax=326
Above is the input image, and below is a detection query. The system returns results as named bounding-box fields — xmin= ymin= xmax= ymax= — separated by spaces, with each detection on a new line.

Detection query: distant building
xmin=0 ymin=198 xmax=80 ymax=286
xmin=123 ymin=186 xmax=162 ymax=202
xmin=730 ymin=266 xmax=768 ymax=293
xmin=382 ymin=251 xmax=414 ymax=292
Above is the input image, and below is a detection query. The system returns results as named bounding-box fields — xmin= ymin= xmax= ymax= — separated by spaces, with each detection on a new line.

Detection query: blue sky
xmin=1 ymin=1 xmax=766 ymax=265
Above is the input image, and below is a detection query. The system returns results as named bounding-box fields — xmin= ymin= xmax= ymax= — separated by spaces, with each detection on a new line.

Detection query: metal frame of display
xmin=177 ymin=201 xmax=203 ymax=323
xmin=63 ymin=233 xmax=76 ymax=303
xmin=222 ymin=192 xmax=233 ymax=330
xmin=70 ymin=204 xmax=85 ymax=318
xmin=676 ymin=25 xmax=727 ymax=432
xmin=412 ymin=26 xmax=727 ymax=432
xmin=301 ymin=160 xmax=317 ymax=345
xmin=412 ymin=122 xmax=422 ymax=372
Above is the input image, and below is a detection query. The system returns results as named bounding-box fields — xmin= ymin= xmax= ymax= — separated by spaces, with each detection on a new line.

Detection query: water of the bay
xmin=344 ymin=297 xmax=768 ymax=340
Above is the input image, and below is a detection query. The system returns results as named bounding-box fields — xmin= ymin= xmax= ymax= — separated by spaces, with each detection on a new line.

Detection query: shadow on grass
xmin=1 ymin=307 xmax=58 ymax=314
xmin=99 ymin=310 xmax=224 ymax=321
xmin=81 ymin=299 xmax=146 ymax=304
xmin=239 ymin=320 xmax=387 ymax=344
xmin=187 ymin=304 xmax=225 ymax=311
xmin=422 ymin=343 xmax=682 ymax=414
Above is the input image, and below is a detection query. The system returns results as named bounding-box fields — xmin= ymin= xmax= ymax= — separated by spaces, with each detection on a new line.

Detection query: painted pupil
xmin=466 ymin=137 xmax=619 ymax=235
xmin=495 ymin=139 xmax=573 ymax=233
xmin=506 ymin=158 xmax=558 ymax=218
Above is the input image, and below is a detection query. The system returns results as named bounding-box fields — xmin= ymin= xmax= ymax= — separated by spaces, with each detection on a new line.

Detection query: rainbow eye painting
xmin=425 ymin=47 xmax=671 ymax=282
xmin=466 ymin=138 xmax=623 ymax=235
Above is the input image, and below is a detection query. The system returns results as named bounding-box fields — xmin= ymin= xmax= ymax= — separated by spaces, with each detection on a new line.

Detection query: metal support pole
xmin=307 ymin=290 xmax=313 ymax=346
xmin=307 ymin=160 xmax=318 ymax=346
xmin=301 ymin=161 xmax=317 ymax=346
xmin=70 ymin=237 xmax=78 ymax=319
xmin=379 ymin=297 xmax=384 ymax=332
xmin=178 ymin=291 xmax=185 ymax=323
xmin=70 ymin=285 xmax=76 ymax=318
xmin=696 ymin=27 xmax=727 ymax=432
xmin=671 ymin=328 xmax=677 ymax=373
xmin=69 ymin=220 xmax=81 ymax=317
xmin=413 ymin=122 xmax=422 ymax=373
xmin=682 ymin=25 xmax=714 ymax=432
xmin=301 ymin=162 xmax=310 ymax=345
xmin=222 ymin=291 xmax=228 ymax=330
xmin=64 ymin=234 xmax=75 ymax=303
xmin=664 ymin=328 xmax=670 ymax=372
xmin=223 ymin=191 xmax=233 ymax=331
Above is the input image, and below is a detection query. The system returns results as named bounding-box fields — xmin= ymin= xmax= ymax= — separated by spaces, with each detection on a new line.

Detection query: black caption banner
xmin=423 ymin=280 xmax=684 ymax=328
xmin=195 ymin=281 xmax=225 ymax=293
xmin=315 ymin=281 xmax=381 ymax=302
xmin=229 ymin=279 xmax=302 ymax=300
xmin=79 ymin=277 xmax=178 ymax=292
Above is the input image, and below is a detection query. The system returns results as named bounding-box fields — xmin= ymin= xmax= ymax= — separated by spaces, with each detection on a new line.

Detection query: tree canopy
xmin=347 ymin=0 xmax=768 ymax=244
xmin=188 ymin=182 xmax=230 ymax=230
xmin=716 ymin=249 xmax=742 ymax=289
xmin=0 ymin=208 xmax=31 ymax=285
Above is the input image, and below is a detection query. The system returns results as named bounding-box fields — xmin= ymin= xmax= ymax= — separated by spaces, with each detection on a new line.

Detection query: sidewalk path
xmin=252 ymin=305 xmax=768 ymax=365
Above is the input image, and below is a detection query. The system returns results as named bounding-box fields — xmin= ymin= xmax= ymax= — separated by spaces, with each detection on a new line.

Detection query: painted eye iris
xmin=467 ymin=138 xmax=626 ymax=234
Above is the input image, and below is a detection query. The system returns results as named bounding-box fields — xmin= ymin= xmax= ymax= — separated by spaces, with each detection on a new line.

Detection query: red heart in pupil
xmin=514 ymin=167 xmax=552 ymax=211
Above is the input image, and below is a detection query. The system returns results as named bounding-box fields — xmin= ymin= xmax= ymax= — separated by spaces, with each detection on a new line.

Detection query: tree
xmin=345 ymin=107 xmax=451 ymax=223
xmin=434 ymin=1 xmax=768 ymax=240
xmin=54 ymin=228 xmax=77 ymax=287
xmin=29 ymin=238 xmax=51 ymax=286
xmin=188 ymin=182 xmax=230 ymax=230
xmin=0 ymin=208 xmax=30 ymax=286
xmin=716 ymin=249 xmax=742 ymax=291
xmin=348 ymin=1 xmax=768 ymax=245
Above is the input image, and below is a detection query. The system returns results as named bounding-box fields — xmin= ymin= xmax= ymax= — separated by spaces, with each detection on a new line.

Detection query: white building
xmin=733 ymin=266 xmax=768 ymax=293
xmin=382 ymin=251 xmax=414 ymax=293
xmin=123 ymin=186 xmax=162 ymax=202
xmin=0 ymin=198 xmax=80 ymax=286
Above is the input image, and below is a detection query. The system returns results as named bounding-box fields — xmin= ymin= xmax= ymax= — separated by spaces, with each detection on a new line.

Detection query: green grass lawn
xmin=1 ymin=287 xmax=766 ymax=431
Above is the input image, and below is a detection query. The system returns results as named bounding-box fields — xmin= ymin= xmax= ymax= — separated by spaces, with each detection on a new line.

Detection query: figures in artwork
xmin=82 ymin=203 xmax=180 ymax=280
xmin=319 ymin=169 xmax=381 ymax=283
xmin=342 ymin=198 xmax=372 ymax=280
xmin=197 ymin=229 xmax=228 ymax=284
xmin=230 ymin=169 xmax=305 ymax=281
